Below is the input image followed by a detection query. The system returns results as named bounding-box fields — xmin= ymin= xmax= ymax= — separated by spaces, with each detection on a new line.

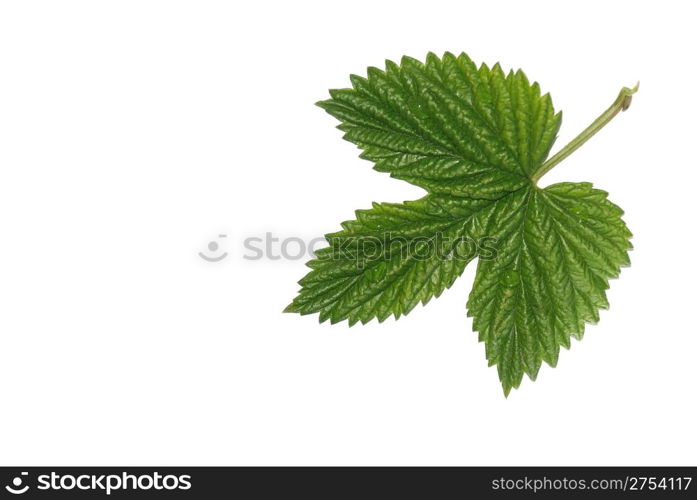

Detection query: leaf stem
xmin=531 ymin=82 xmax=639 ymax=185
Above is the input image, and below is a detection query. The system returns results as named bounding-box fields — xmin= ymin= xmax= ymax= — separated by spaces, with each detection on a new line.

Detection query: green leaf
xmin=467 ymin=183 xmax=632 ymax=395
xmin=284 ymin=194 xmax=501 ymax=325
xmin=286 ymin=52 xmax=635 ymax=395
xmin=317 ymin=53 xmax=561 ymax=199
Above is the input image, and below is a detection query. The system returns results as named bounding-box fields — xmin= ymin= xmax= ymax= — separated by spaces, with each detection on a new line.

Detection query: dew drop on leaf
xmin=502 ymin=269 xmax=520 ymax=287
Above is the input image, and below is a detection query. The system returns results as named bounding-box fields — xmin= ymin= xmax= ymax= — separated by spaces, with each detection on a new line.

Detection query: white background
xmin=0 ymin=0 xmax=695 ymax=466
